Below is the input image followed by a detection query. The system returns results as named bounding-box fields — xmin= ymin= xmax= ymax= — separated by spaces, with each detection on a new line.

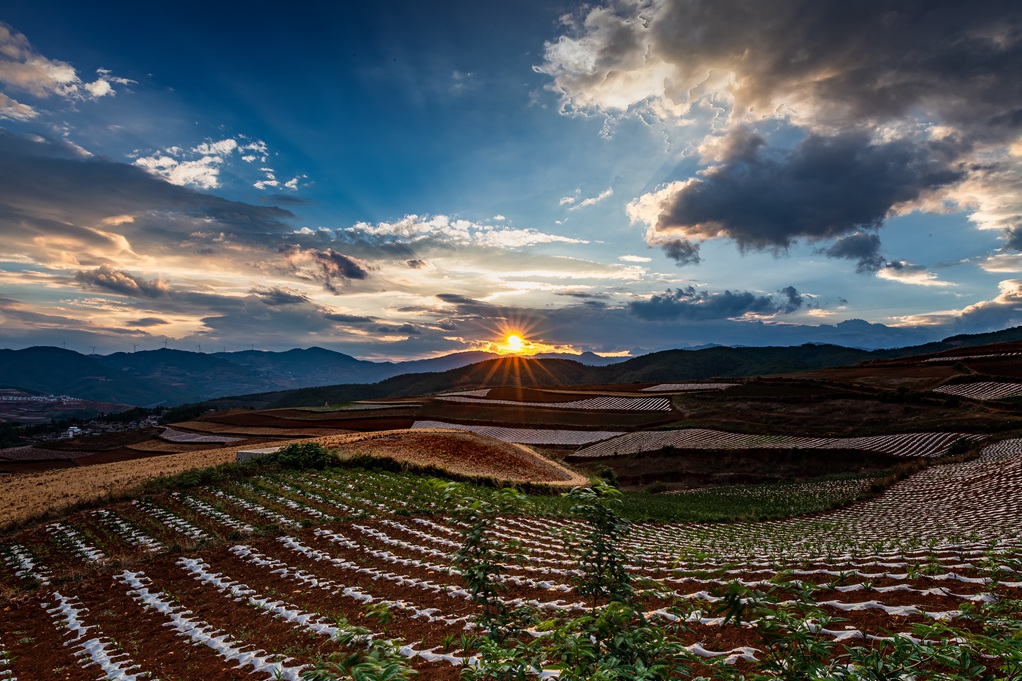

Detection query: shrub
xmin=271 ymin=442 xmax=333 ymax=470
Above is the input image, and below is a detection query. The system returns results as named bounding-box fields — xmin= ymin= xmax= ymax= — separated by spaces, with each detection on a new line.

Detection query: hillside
xmin=208 ymin=328 xmax=1022 ymax=410
xmin=3 ymin=326 xmax=1022 ymax=408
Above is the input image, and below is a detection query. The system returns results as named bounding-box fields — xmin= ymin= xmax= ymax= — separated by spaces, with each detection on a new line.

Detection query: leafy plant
xmin=272 ymin=442 xmax=334 ymax=470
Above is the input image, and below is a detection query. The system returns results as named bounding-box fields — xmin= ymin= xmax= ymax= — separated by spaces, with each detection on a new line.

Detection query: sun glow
xmin=506 ymin=334 xmax=524 ymax=353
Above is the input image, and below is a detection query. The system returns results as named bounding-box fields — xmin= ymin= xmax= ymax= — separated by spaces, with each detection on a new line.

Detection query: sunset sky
xmin=1 ymin=1 xmax=1020 ymax=359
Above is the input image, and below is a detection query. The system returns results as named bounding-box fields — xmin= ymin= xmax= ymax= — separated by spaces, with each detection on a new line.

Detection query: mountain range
xmin=3 ymin=326 xmax=1022 ymax=409
xmin=0 ymin=346 xmax=624 ymax=407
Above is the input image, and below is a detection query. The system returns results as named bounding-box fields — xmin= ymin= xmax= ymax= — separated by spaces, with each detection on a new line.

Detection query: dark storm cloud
xmin=654 ymin=132 xmax=963 ymax=252
xmin=75 ymin=265 xmax=169 ymax=298
xmin=555 ymin=291 xmax=610 ymax=300
xmin=251 ymin=286 xmax=310 ymax=306
xmin=374 ymin=324 xmax=421 ymax=335
xmin=280 ymin=246 xmax=371 ymax=294
xmin=647 ymin=0 xmax=1022 ymax=140
xmin=1004 ymin=227 xmax=1022 ymax=252
xmin=127 ymin=317 xmax=169 ymax=327
xmin=660 ymin=238 xmax=701 ymax=266
xmin=435 ymin=293 xmax=501 ymax=317
xmin=778 ymin=286 xmax=805 ymax=314
xmin=627 ymin=286 xmax=804 ymax=322
xmin=823 ymin=233 xmax=886 ymax=273
xmin=323 ymin=312 xmax=375 ymax=324
xmin=547 ymin=1 xmax=1022 ymax=266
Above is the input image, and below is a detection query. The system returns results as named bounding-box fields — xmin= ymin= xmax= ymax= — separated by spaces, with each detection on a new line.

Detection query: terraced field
xmin=1 ymin=440 xmax=1020 ymax=679
xmin=933 ymin=381 xmax=1022 ymax=401
xmin=574 ymin=429 xmax=983 ymax=458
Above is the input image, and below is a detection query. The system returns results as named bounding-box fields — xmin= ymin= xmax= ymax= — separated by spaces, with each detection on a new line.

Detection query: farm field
xmin=0 ymin=439 xmax=1020 ymax=679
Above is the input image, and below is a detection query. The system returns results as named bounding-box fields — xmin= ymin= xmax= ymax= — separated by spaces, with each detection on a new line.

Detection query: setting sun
xmin=506 ymin=334 xmax=524 ymax=353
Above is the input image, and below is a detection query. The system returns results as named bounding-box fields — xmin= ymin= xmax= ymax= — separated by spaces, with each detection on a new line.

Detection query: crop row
xmin=410 ymin=420 xmax=624 ymax=445
xmin=575 ymin=428 xmax=981 ymax=458
xmin=921 ymin=351 xmax=1022 ymax=363
xmin=933 ymin=381 xmax=1022 ymax=401
xmin=434 ymin=394 xmax=674 ymax=411
xmin=640 ymin=383 xmax=738 ymax=392
xmin=0 ymin=441 xmax=1020 ymax=677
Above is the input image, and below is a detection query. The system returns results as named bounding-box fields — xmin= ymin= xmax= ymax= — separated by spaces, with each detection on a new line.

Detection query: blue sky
xmin=1 ymin=1 xmax=1020 ymax=359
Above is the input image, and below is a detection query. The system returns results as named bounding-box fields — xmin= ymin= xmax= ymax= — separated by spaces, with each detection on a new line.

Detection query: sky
xmin=0 ymin=0 xmax=1020 ymax=360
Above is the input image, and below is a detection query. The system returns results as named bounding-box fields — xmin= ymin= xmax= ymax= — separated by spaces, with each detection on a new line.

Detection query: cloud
xmin=539 ymin=1 xmax=1022 ymax=138
xmin=631 ymin=130 xmax=963 ymax=254
xmin=127 ymin=317 xmax=169 ymax=327
xmin=251 ymin=285 xmax=310 ymax=306
xmin=541 ymin=1 xmax=1022 ymax=272
xmin=876 ymin=260 xmax=955 ymax=287
xmin=1005 ymin=227 xmax=1022 ymax=251
xmin=660 ymin=238 xmax=701 ymax=266
xmin=323 ymin=312 xmax=375 ymax=324
xmin=133 ymin=136 xmax=277 ymax=190
xmin=405 ymin=259 xmax=427 ymax=269
xmin=618 ymin=255 xmax=651 ymax=263
xmin=823 ymin=232 xmax=885 ymax=273
xmin=955 ymin=280 xmax=1022 ymax=331
xmin=568 ymin=187 xmax=614 ymax=211
xmin=339 ymin=214 xmax=587 ymax=250
xmin=0 ymin=22 xmax=132 ymax=119
xmin=75 ymin=265 xmax=169 ymax=298
xmin=281 ymin=246 xmax=371 ymax=294
xmin=0 ymin=130 xmax=297 ymax=267
xmin=628 ymin=285 xmax=805 ymax=321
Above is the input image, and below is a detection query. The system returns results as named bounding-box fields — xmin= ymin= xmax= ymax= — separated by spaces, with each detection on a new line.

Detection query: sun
xmin=506 ymin=334 xmax=524 ymax=353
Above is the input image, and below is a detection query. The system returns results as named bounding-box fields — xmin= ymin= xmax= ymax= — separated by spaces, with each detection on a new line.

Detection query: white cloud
xmin=341 ymin=214 xmax=588 ymax=250
xmin=619 ymin=254 xmax=651 ymax=262
xmin=284 ymin=177 xmax=300 ymax=190
xmin=876 ymin=261 xmax=955 ymax=287
xmin=134 ymin=136 xmax=289 ymax=191
xmin=0 ymin=24 xmax=133 ymax=116
xmin=569 ymin=187 xmax=614 ymax=211
xmin=194 ymin=139 xmax=239 ymax=156
xmin=0 ymin=90 xmax=38 ymax=120
xmin=980 ymin=253 xmax=1022 ymax=273
xmin=134 ymin=153 xmax=225 ymax=190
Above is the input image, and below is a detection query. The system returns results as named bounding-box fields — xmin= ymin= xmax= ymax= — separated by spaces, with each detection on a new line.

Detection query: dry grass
xmin=0 ymin=429 xmax=585 ymax=532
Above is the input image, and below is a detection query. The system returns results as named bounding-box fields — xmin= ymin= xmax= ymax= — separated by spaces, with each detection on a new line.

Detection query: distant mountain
xmin=205 ymin=326 xmax=1022 ymax=410
xmin=0 ymin=345 xmax=623 ymax=407
xmin=3 ymin=326 xmax=1021 ymax=408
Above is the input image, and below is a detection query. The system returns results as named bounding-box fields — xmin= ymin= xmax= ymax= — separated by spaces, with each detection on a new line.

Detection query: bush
xmin=271 ymin=442 xmax=333 ymax=470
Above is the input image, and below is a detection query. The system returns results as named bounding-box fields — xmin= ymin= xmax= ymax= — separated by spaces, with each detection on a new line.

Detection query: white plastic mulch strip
xmin=922 ymin=351 xmax=1022 ymax=363
xmin=158 ymin=427 xmax=244 ymax=443
xmin=93 ymin=509 xmax=163 ymax=552
xmin=172 ymin=493 xmax=254 ymax=533
xmin=46 ymin=523 xmax=106 ymax=563
xmin=575 ymin=429 xmax=982 ymax=458
xmin=210 ymin=488 xmax=301 ymax=528
xmin=177 ymin=556 xmax=472 ymax=667
xmin=231 ymin=542 xmax=475 ymax=625
xmin=2 ymin=543 xmax=51 ymax=585
xmin=116 ymin=570 xmax=306 ymax=680
xmin=641 ymin=383 xmax=739 ymax=392
xmin=411 ymin=420 xmax=624 ymax=445
xmin=933 ymin=382 xmax=1022 ymax=401
xmin=434 ymin=395 xmax=673 ymax=411
xmin=0 ymin=639 xmax=13 ymax=680
xmin=132 ymin=500 xmax=210 ymax=541
xmin=44 ymin=591 xmax=151 ymax=680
